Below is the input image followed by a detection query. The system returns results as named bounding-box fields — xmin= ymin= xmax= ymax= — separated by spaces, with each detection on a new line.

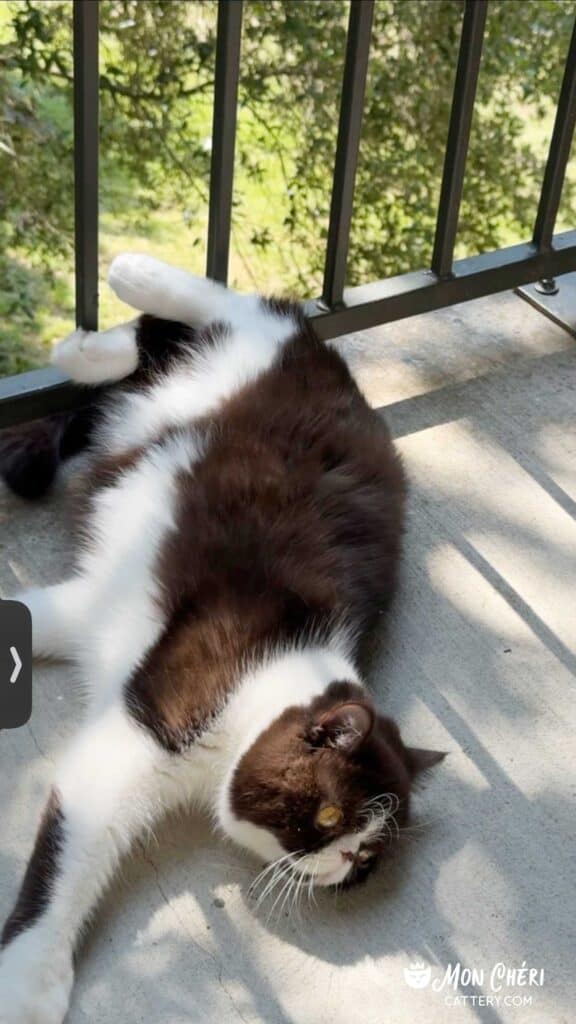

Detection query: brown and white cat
xmin=0 ymin=254 xmax=444 ymax=1023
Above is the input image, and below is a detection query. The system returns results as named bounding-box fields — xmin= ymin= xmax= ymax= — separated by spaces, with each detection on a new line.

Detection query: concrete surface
xmin=1 ymin=289 xmax=575 ymax=1024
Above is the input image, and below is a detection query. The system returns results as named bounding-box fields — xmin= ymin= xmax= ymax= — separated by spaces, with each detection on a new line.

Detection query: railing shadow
xmin=1 ymin=296 xmax=575 ymax=1021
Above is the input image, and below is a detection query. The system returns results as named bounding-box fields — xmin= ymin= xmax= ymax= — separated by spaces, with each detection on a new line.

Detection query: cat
xmin=0 ymin=253 xmax=444 ymax=1024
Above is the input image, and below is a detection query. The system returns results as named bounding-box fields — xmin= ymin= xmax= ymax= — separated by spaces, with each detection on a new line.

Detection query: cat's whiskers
xmin=252 ymin=851 xmax=306 ymax=916
xmin=279 ymin=872 xmax=299 ymax=921
xmin=397 ymin=818 xmax=434 ymax=834
xmin=307 ymin=864 xmax=319 ymax=909
xmin=252 ymin=850 xmax=301 ymax=887
xmin=365 ymin=792 xmax=400 ymax=815
xmin=290 ymin=863 xmax=309 ymax=922
xmin=272 ymin=851 xmax=312 ymax=923
xmin=361 ymin=791 xmax=401 ymax=847
xmin=267 ymin=864 xmax=300 ymax=924
xmin=261 ymin=863 xmax=302 ymax=911
xmin=249 ymin=849 xmax=300 ymax=899
xmin=254 ymin=860 xmax=297 ymax=910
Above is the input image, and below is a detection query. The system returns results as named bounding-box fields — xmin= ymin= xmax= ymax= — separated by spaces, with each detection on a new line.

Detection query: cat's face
xmin=221 ymin=682 xmax=444 ymax=889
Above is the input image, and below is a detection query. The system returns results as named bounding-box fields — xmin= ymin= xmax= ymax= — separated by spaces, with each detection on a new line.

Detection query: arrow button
xmin=1 ymin=600 xmax=32 ymax=728
xmin=10 ymin=646 xmax=22 ymax=684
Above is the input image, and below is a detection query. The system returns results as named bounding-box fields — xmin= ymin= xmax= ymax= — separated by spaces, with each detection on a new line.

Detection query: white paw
xmin=52 ymin=324 xmax=138 ymax=384
xmin=108 ymin=252 xmax=177 ymax=318
xmin=0 ymin=938 xmax=73 ymax=1024
xmin=52 ymin=327 xmax=91 ymax=381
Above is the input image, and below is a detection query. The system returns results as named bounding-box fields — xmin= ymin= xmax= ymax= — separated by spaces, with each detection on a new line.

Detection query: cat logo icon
xmin=0 ymin=600 xmax=32 ymax=728
xmin=403 ymin=962 xmax=432 ymax=989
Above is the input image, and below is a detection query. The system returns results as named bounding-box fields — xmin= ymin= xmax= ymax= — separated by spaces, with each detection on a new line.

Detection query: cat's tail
xmin=0 ymin=404 xmax=99 ymax=500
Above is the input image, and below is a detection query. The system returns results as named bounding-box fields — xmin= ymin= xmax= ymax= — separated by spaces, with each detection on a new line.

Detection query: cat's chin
xmin=305 ymin=862 xmax=353 ymax=888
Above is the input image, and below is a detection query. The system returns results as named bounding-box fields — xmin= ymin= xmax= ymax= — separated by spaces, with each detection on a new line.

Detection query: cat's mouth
xmin=296 ymin=847 xmax=360 ymax=887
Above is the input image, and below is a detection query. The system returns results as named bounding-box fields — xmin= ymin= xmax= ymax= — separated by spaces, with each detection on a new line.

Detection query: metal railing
xmin=1 ymin=0 xmax=576 ymax=429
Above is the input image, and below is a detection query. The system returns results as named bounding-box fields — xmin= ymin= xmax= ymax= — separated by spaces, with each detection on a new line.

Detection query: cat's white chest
xmin=100 ymin=316 xmax=295 ymax=455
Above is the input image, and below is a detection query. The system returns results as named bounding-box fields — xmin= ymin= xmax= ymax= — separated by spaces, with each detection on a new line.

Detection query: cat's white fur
xmin=0 ymin=256 xmax=383 ymax=1024
xmin=50 ymin=319 xmax=139 ymax=385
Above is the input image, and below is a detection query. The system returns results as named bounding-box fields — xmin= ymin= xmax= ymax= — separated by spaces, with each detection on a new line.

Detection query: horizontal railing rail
xmin=1 ymin=0 xmax=576 ymax=429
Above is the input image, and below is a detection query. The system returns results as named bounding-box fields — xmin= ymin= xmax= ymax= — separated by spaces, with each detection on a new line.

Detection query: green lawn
xmin=1 ymin=111 xmax=319 ymax=377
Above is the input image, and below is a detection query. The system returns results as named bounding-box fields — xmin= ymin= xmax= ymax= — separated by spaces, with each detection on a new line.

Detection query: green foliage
xmin=0 ymin=0 xmax=574 ymax=372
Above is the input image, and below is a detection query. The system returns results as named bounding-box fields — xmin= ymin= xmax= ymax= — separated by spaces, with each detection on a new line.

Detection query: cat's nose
xmin=340 ymin=850 xmax=355 ymax=863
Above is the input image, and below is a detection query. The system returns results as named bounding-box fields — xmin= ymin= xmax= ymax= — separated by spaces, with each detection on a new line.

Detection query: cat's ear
xmin=309 ymin=702 xmax=374 ymax=754
xmin=406 ymin=747 xmax=447 ymax=777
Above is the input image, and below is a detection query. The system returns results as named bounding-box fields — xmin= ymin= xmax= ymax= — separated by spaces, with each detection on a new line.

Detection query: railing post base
xmin=534 ymin=278 xmax=559 ymax=296
xmin=517 ymin=272 xmax=576 ymax=338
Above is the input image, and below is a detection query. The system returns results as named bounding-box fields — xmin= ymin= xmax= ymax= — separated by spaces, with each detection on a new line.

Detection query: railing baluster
xmin=4 ymin=0 xmax=576 ymax=430
xmin=431 ymin=0 xmax=487 ymax=279
xmin=321 ymin=0 xmax=374 ymax=310
xmin=533 ymin=17 xmax=576 ymax=253
xmin=73 ymin=0 xmax=99 ymax=330
xmin=206 ymin=0 xmax=243 ymax=285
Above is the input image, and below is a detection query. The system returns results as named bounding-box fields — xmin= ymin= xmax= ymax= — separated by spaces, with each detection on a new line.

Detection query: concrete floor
xmin=1 ymin=289 xmax=575 ymax=1023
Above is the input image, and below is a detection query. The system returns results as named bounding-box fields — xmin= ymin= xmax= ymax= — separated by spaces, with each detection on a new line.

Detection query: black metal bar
xmin=73 ymin=0 xmax=99 ymax=330
xmin=533 ymin=16 xmax=576 ymax=252
xmin=309 ymin=230 xmax=576 ymax=339
xmin=0 ymin=369 xmax=96 ymax=430
xmin=206 ymin=0 xmax=243 ymax=284
xmin=321 ymin=0 xmax=374 ymax=309
xmin=431 ymin=0 xmax=487 ymax=279
xmin=4 ymin=231 xmax=576 ymax=428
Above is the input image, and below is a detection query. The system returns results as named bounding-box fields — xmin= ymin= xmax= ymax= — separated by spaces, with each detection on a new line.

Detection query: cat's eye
xmin=315 ymin=804 xmax=343 ymax=829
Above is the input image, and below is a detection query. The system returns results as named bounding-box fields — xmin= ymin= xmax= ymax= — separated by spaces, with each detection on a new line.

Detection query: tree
xmin=0 ymin=0 xmax=574 ymax=371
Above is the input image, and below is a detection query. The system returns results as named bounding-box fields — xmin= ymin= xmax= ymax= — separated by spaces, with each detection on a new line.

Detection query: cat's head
xmin=220 ymin=682 xmax=445 ymax=889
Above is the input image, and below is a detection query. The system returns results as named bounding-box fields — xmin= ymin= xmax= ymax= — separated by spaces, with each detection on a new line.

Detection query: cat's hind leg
xmin=108 ymin=252 xmax=253 ymax=327
xmin=0 ymin=705 xmax=184 ymax=1024
xmin=51 ymin=320 xmax=139 ymax=385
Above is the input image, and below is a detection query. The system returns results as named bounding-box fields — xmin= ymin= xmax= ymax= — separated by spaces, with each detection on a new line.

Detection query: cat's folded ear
xmin=405 ymin=747 xmax=447 ymax=777
xmin=308 ymin=701 xmax=374 ymax=754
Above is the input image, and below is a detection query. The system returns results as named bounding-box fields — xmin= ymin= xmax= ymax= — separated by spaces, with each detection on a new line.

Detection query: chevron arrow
xmin=9 ymin=646 xmax=22 ymax=684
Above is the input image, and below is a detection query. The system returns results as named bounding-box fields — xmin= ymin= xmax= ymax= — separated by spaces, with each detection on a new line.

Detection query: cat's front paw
xmin=0 ymin=939 xmax=73 ymax=1024
xmin=52 ymin=327 xmax=103 ymax=384
xmin=52 ymin=324 xmax=137 ymax=385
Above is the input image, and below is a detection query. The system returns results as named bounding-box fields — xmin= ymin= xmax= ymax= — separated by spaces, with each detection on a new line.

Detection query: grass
xmin=0 ymin=101 xmax=320 ymax=377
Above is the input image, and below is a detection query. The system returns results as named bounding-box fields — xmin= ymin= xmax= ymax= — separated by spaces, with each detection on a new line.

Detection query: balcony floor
xmin=1 ymin=288 xmax=575 ymax=1023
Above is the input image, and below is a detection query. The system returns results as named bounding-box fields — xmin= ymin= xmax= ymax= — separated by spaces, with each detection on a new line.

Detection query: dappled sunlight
xmin=124 ymin=937 xmax=175 ymax=979
xmin=435 ymin=842 xmax=517 ymax=940
xmin=467 ymin=531 xmax=575 ymax=639
xmin=426 ymin=531 xmax=575 ymax=668
xmin=534 ymin=421 xmax=576 ymax=498
xmin=339 ymin=289 xmax=574 ymax=413
xmin=1 ymin=285 xmax=574 ymax=1021
xmin=402 ymin=415 xmax=574 ymax=541
xmin=140 ymin=887 xmax=217 ymax=960
xmin=426 ymin=541 xmax=533 ymax=639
